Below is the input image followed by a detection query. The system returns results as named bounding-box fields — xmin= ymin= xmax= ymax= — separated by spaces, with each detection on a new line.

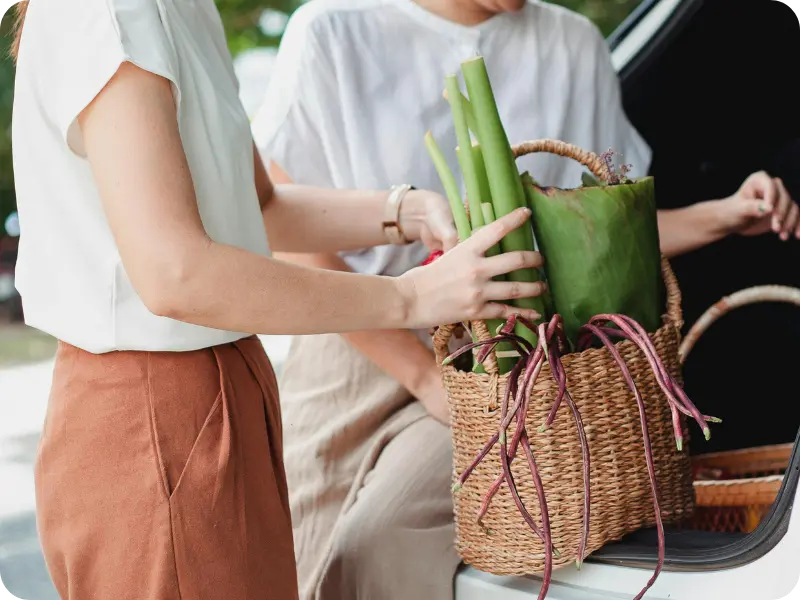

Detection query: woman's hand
xmin=399 ymin=190 xmax=460 ymax=252
xmin=719 ymin=171 xmax=799 ymax=240
xmin=397 ymin=207 xmax=546 ymax=329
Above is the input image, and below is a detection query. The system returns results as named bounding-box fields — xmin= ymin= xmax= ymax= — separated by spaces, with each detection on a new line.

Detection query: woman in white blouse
xmin=253 ymin=0 xmax=799 ymax=598
xmin=8 ymin=1 xmax=548 ymax=598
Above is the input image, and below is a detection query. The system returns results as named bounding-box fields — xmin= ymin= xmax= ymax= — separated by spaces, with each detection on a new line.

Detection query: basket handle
xmin=433 ymin=320 xmax=499 ymax=374
xmin=512 ymin=139 xmax=612 ymax=182
xmin=678 ymin=285 xmax=800 ymax=363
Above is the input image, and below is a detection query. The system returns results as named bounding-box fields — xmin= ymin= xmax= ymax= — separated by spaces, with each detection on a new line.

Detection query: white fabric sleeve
xmin=33 ymin=0 xmax=181 ymax=157
xmin=589 ymin=26 xmax=653 ymax=178
xmin=250 ymin=8 xmax=338 ymax=187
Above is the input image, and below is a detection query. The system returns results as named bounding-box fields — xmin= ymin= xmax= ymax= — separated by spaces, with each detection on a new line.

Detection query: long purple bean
xmin=599 ymin=314 xmax=714 ymax=434
xmin=606 ymin=314 xmax=714 ymax=433
xmin=586 ymin=315 xmax=711 ymax=443
xmin=479 ymin=325 xmax=551 ymax=515
xmin=451 ymin=432 xmax=499 ymax=493
xmin=443 ymin=334 xmax=531 ymax=366
xmin=588 ymin=326 xmax=720 ymax=424
xmin=581 ymin=323 xmax=684 ymax=449
xmin=492 ymin=324 xmax=560 ymax=559
xmin=521 ymin=431 xmax=553 ymax=600
xmin=476 ymin=335 xmax=533 ymax=364
xmin=451 ymin=311 xmax=693 ymax=588
xmin=472 ymin=314 xmax=533 ymax=364
xmin=586 ymin=317 xmax=717 ymax=440
xmin=509 ymin=316 xmax=569 ymax=432
xmin=477 ymin=319 xmax=536 ymax=362
xmin=474 ymin=323 xmax=562 ymax=559
xmin=453 ymin=358 xmax=526 ymax=493
xmin=547 ymin=345 xmax=591 ymax=569
xmin=579 ymin=324 xmax=665 ymax=600
xmin=587 ymin=316 xmax=687 ymax=418
xmin=492 ymin=351 xmax=548 ymax=542
xmin=478 ymin=349 xmax=542 ymax=521
xmin=498 ymin=423 xmax=547 ymax=542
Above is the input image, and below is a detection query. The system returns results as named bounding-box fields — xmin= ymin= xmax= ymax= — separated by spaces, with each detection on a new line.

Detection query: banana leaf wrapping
xmin=522 ymin=172 xmax=663 ymax=346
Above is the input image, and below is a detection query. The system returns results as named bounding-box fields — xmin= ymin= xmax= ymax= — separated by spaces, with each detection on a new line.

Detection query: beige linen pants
xmin=279 ymin=334 xmax=461 ymax=600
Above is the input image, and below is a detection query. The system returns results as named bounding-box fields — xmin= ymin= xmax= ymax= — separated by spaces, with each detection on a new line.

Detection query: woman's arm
xmin=269 ymin=164 xmax=449 ymax=422
xmin=658 ymin=171 xmax=799 ymax=258
xmin=658 ymin=202 xmax=731 ymax=258
xmin=252 ymin=146 xmax=456 ymax=254
xmin=80 ymin=63 xmax=545 ymax=335
xmin=277 ymin=249 xmax=450 ymax=421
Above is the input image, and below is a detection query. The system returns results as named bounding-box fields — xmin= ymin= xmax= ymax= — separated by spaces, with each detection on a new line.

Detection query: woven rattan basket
xmin=689 ymin=444 xmax=790 ymax=533
xmin=433 ymin=140 xmax=695 ymax=576
xmin=678 ymin=285 xmax=800 ymax=533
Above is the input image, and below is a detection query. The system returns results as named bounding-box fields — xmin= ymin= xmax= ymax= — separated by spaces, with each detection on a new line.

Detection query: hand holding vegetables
xmin=398 ymin=207 xmax=546 ymax=329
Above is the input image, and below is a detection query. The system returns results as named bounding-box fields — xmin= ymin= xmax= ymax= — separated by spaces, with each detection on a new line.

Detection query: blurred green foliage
xmin=0 ymin=0 xmax=641 ymax=224
xmin=551 ymin=0 xmax=642 ymax=37
xmin=1 ymin=12 xmax=16 ymax=225
xmin=219 ymin=0 xmax=304 ymax=55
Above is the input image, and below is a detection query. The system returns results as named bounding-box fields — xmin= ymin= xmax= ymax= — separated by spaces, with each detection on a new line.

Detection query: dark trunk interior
xmin=592 ymin=0 xmax=800 ymax=567
xmin=622 ymin=0 xmax=800 ymax=455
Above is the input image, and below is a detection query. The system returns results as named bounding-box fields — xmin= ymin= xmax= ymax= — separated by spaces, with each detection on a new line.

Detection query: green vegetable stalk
xmin=446 ymin=75 xmax=485 ymax=231
xmin=443 ymin=87 xmax=480 ymax=142
xmin=426 ymin=127 xmax=491 ymax=372
xmin=461 ymin=56 xmax=546 ymax=344
xmin=480 ymin=202 xmax=518 ymax=374
xmin=472 ymin=144 xmax=494 ymax=218
xmin=424 ymin=131 xmax=471 ymax=241
xmin=480 ymin=203 xmax=502 ymax=258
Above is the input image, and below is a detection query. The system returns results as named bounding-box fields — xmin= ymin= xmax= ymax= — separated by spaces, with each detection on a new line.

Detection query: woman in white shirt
xmin=252 ymin=1 xmax=799 ymax=598
xmin=9 ymin=1 xmax=546 ymax=598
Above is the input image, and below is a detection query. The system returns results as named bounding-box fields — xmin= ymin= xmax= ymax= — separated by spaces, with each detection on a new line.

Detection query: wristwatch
xmin=382 ymin=184 xmax=415 ymax=245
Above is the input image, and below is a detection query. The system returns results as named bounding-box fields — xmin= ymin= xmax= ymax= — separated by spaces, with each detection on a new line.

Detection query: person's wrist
xmin=393 ymin=273 xmax=420 ymax=330
xmin=701 ymin=198 xmax=734 ymax=240
xmin=397 ymin=189 xmax=427 ymax=242
xmin=382 ymin=185 xmax=416 ymax=245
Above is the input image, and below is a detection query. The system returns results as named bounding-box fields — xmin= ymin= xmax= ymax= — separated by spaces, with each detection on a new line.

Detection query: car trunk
xmin=591 ymin=0 xmax=800 ymax=568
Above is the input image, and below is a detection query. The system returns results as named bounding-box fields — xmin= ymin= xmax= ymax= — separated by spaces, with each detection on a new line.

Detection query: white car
xmin=456 ymin=0 xmax=800 ymax=598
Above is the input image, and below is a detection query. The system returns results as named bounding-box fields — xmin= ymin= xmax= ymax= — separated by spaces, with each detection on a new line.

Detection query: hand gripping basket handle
xmin=433 ymin=139 xmax=682 ymax=374
xmin=679 ymin=285 xmax=800 ymax=363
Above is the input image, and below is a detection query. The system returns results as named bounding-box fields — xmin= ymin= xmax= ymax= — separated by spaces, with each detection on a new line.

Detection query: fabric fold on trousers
xmin=35 ymin=336 xmax=299 ymax=600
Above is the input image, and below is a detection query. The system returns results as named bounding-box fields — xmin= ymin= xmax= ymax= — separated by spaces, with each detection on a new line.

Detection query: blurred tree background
xmin=0 ymin=0 xmax=641 ymax=225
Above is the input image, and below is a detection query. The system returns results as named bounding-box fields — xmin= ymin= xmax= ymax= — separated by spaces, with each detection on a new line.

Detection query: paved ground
xmin=0 ymin=335 xmax=291 ymax=600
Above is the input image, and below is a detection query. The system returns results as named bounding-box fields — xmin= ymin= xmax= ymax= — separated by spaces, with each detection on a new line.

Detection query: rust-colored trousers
xmin=34 ymin=336 xmax=299 ymax=600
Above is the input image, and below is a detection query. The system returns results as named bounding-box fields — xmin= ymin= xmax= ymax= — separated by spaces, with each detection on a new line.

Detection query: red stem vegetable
xmin=578 ymin=323 xmax=665 ymax=600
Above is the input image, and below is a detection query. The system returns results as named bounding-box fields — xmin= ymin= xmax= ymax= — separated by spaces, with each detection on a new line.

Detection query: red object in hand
xmin=421 ymin=250 xmax=444 ymax=266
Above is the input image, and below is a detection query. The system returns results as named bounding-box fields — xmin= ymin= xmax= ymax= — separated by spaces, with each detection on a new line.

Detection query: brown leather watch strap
xmin=382 ymin=184 xmax=414 ymax=245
